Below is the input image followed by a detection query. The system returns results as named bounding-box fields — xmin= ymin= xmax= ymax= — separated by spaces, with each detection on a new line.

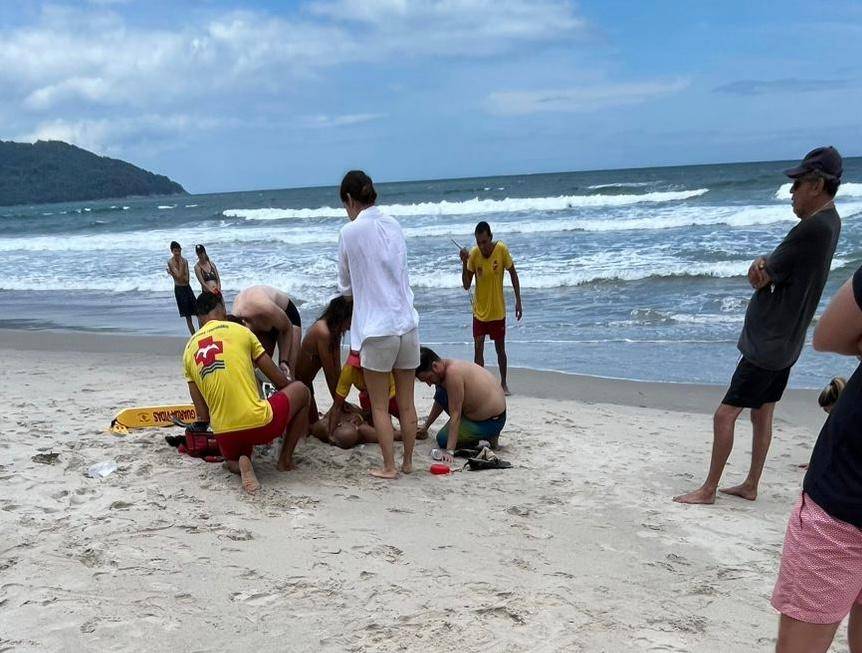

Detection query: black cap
xmin=783 ymin=146 xmax=843 ymax=179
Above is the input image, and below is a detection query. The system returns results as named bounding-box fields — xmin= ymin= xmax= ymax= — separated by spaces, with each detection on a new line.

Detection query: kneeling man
xmin=183 ymin=291 xmax=310 ymax=493
xmin=415 ymin=346 xmax=507 ymax=463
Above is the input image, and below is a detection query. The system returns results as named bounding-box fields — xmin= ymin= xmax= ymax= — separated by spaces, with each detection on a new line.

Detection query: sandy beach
xmin=0 ymin=328 xmax=845 ymax=652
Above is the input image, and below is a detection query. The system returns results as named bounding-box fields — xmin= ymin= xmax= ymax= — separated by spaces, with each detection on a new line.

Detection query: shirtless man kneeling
xmin=415 ymin=346 xmax=507 ymax=464
xmin=183 ymin=291 xmax=310 ymax=493
xmin=232 ymin=285 xmax=302 ymax=379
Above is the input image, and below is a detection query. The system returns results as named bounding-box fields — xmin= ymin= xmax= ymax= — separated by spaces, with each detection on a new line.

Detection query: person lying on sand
xmin=310 ymin=350 xmax=408 ymax=449
xmin=294 ymin=296 xmax=352 ymax=428
xmin=232 ymin=285 xmax=302 ymax=380
xmin=183 ymin=291 xmax=310 ymax=494
xmin=415 ymin=346 xmax=507 ymax=463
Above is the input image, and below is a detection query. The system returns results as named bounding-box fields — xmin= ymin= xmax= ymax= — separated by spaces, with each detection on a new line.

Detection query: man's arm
xmin=318 ymin=340 xmax=342 ymax=401
xmin=417 ymin=401 xmax=444 ymax=439
xmin=813 ymin=274 xmax=862 ymax=356
xmin=337 ymin=234 xmax=352 ymax=297
xmin=254 ymin=352 xmax=290 ymax=389
xmin=508 ymin=264 xmax=522 ymax=320
xmin=442 ymin=376 xmax=465 ymax=458
xmin=327 ymin=394 xmax=347 ymax=437
xmin=187 ymin=382 xmax=210 ymax=423
xmin=460 ymin=249 xmax=474 ymax=290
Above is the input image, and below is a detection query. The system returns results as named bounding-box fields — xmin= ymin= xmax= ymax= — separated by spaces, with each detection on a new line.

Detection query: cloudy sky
xmin=2 ymin=0 xmax=861 ymax=193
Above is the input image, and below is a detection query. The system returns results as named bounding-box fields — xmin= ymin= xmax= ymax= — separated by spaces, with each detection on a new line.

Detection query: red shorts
xmin=771 ymin=493 xmax=862 ymax=624
xmin=358 ymin=390 xmax=400 ymax=418
xmin=216 ymin=392 xmax=292 ymax=461
xmin=473 ymin=317 xmax=505 ymax=341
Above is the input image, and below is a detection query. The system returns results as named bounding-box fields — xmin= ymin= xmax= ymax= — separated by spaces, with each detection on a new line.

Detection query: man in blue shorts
xmin=415 ymin=347 xmax=507 ymax=463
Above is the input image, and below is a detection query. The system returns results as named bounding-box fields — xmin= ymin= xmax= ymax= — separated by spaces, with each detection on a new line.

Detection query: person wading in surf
xmin=674 ymin=147 xmax=843 ymax=505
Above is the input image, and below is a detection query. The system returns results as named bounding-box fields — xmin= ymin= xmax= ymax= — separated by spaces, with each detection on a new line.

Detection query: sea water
xmin=1 ymin=158 xmax=861 ymax=388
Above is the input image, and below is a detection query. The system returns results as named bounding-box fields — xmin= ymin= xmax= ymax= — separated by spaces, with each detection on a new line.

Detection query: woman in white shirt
xmin=337 ymin=170 xmax=419 ymax=478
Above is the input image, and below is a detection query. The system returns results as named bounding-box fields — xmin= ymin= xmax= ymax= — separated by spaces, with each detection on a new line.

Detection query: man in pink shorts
xmin=771 ymin=246 xmax=862 ymax=650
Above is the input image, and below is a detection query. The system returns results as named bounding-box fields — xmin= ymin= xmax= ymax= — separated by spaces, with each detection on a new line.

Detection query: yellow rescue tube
xmin=109 ymin=405 xmax=197 ymax=435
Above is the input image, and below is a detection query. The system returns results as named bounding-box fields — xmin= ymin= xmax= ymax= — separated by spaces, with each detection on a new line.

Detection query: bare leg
xmin=474 ymin=335 xmax=486 ymax=367
xmin=365 ymin=371 xmax=398 ymax=479
xmin=721 ymin=402 xmax=775 ymax=501
xmin=849 ymin=603 xmax=862 ymax=653
xmin=185 ymin=316 xmax=195 ymax=335
xmin=393 ymin=369 xmax=417 ymax=474
xmin=289 ymin=324 xmax=302 ymax=373
xmin=276 ymin=382 xmax=311 ymax=471
xmin=775 ymin=613 xmax=839 ymax=653
xmin=494 ymin=336 xmax=510 ymax=395
xmin=238 ymin=455 xmax=260 ymax=494
xmin=673 ymin=403 xmax=743 ymax=504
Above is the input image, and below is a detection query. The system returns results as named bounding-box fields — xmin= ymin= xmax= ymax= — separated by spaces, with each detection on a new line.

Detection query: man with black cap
xmin=675 ymin=147 xmax=843 ymax=505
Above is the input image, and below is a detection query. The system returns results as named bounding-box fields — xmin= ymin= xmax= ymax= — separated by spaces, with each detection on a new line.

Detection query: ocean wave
xmin=224 ymin=188 xmax=710 ymax=221
xmin=157 ymin=205 xmax=176 ymax=210
xmin=774 ymin=181 xmax=862 ymax=200
xmin=587 ymin=182 xmax=656 ymax=189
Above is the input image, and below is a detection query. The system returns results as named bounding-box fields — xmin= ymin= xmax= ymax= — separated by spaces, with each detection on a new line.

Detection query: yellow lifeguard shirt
xmin=183 ymin=320 xmax=272 ymax=434
xmin=335 ymin=363 xmax=396 ymax=399
xmin=467 ymin=241 xmax=514 ymax=322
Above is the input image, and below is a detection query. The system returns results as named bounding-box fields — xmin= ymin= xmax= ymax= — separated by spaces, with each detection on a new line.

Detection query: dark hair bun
xmin=340 ymin=170 xmax=378 ymax=205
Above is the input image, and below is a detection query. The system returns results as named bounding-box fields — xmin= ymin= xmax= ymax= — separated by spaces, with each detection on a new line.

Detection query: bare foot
xmin=673 ymin=487 xmax=716 ymax=504
xmin=276 ymin=459 xmax=297 ymax=472
xmin=370 ymin=467 xmax=398 ymax=479
xmin=719 ymin=483 xmax=757 ymax=501
xmin=238 ymin=456 xmax=260 ymax=494
xmin=401 ymin=460 xmax=413 ymax=474
xmin=502 ymin=385 xmax=512 ymax=396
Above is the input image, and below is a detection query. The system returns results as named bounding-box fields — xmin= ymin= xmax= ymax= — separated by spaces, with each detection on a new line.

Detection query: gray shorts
xmin=360 ymin=328 xmax=420 ymax=372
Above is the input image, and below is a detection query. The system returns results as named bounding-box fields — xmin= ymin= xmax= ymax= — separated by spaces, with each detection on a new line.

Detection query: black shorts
xmin=285 ymin=300 xmax=301 ymax=328
xmin=174 ymin=285 xmax=197 ymax=317
xmin=722 ymin=357 xmax=791 ymax=409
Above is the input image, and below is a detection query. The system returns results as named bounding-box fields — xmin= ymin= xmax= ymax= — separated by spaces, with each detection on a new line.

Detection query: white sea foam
xmin=157 ymin=205 xmax=175 ymax=209
xmin=185 ymin=204 xmax=199 ymax=208
xmin=587 ymin=182 xmax=655 ymax=189
xmin=774 ymin=181 xmax=862 ymax=200
xmin=224 ymin=188 xmax=710 ymax=221
xmin=5 ymin=200 xmax=862 ymax=254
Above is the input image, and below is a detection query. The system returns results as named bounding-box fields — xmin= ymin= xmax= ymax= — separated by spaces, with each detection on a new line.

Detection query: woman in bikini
xmin=194 ymin=244 xmax=221 ymax=294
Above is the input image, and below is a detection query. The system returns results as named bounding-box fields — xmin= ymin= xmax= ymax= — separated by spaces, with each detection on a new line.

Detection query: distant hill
xmin=0 ymin=140 xmax=186 ymax=206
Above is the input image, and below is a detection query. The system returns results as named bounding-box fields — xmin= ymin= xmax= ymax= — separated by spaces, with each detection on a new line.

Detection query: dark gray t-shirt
xmin=737 ymin=207 xmax=840 ymax=370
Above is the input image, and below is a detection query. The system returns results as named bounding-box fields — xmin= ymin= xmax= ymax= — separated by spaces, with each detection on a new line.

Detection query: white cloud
xmin=308 ymin=0 xmax=587 ymax=56
xmin=487 ymin=79 xmax=690 ymax=116
xmin=0 ymin=2 xmax=587 ymax=113
xmin=17 ymin=114 xmax=223 ymax=155
xmin=304 ymin=113 xmax=387 ymax=128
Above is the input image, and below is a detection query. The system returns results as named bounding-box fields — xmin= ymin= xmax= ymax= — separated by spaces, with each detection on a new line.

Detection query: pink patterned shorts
xmin=771 ymin=493 xmax=862 ymax=624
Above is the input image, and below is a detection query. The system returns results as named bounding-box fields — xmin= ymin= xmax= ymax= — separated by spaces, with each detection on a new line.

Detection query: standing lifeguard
xmin=459 ymin=221 xmax=522 ymax=395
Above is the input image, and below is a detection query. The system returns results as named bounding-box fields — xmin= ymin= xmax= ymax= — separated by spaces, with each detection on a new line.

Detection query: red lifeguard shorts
xmin=216 ymin=392 xmax=292 ymax=461
xmin=473 ymin=317 xmax=505 ymax=341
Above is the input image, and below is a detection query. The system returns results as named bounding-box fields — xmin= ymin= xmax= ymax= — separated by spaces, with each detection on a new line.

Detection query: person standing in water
xmin=166 ymin=241 xmax=197 ymax=335
xmin=194 ymin=244 xmax=221 ymax=294
xmin=337 ymin=170 xmax=420 ymax=479
xmin=459 ymin=221 xmax=522 ymax=395
xmin=674 ymin=147 xmax=843 ymax=505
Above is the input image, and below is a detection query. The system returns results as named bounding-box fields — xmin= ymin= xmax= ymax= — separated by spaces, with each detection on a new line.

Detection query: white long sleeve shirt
xmin=337 ymin=205 xmax=419 ymax=352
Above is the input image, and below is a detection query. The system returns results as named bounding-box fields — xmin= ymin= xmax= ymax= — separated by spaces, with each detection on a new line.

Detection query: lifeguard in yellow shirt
xmin=459 ymin=221 xmax=522 ymax=395
xmin=182 ymin=291 xmax=310 ymax=494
